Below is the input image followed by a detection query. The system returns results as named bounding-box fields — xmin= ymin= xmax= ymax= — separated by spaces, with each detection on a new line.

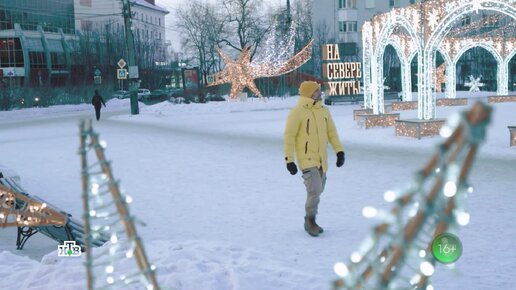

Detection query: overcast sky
xmin=155 ymin=0 xmax=285 ymax=51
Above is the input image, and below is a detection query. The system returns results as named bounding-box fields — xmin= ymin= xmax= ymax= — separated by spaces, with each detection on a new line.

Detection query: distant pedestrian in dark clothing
xmin=91 ymin=90 xmax=106 ymax=121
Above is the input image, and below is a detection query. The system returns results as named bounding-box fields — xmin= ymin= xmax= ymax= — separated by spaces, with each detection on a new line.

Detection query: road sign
xmin=128 ymin=66 xmax=139 ymax=79
xmin=117 ymin=69 xmax=128 ymax=79
xmin=207 ymin=75 xmax=214 ymax=84
xmin=94 ymin=76 xmax=102 ymax=84
xmin=94 ymin=68 xmax=101 ymax=76
xmin=117 ymin=58 xmax=127 ymax=68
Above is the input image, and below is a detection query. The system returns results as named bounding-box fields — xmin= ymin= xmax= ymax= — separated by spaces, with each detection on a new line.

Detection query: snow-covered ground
xmin=0 ymin=91 xmax=515 ymax=290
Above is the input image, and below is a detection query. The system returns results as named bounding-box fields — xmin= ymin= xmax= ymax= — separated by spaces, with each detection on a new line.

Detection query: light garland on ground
xmin=334 ymin=102 xmax=492 ymax=289
xmin=395 ymin=119 xmax=446 ymax=139
xmin=391 ymin=101 xmax=418 ymax=111
xmin=79 ymin=120 xmax=160 ymax=290
xmin=362 ymin=0 xmax=516 ymax=120
xmin=436 ymin=98 xmax=468 ymax=106
xmin=0 ymin=184 xmax=65 ymax=228
xmin=357 ymin=113 xmax=400 ymax=129
xmin=487 ymin=95 xmax=516 ymax=103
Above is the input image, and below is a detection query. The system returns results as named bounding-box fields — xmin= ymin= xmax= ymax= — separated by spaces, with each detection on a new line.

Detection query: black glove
xmin=286 ymin=162 xmax=298 ymax=175
xmin=336 ymin=151 xmax=345 ymax=167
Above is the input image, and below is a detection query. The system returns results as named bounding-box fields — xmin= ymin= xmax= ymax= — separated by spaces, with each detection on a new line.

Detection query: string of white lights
xmin=79 ymin=120 xmax=160 ymax=290
xmin=333 ymin=103 xmax=492 ymax=290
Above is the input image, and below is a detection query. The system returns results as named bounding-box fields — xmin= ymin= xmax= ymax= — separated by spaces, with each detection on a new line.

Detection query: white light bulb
xmin=334 ymin=262 xmax=349 ymax=277
xmin=419 ymin=250 xmax=426 ymax=258
xmin=150 ymin=264 xmax=156 ymax=271
xmin=125 ymin=196 xmax=133 ymax=203
xmin=420 ymin=261 xmax=435 ymax=276
xmin=410 ymin=274 xmax=421 ymax=285
xmin=99 ymin=140 xmax=107 ymax=148
xmin=384 ymin=190 xmax=396 ymax=202
xmin=362 ymin=206 xmax=377 ymax=218
xmin=467 ymin=186 xmax=474 ymax=194
xmin=89 ymin=210 xmax=96 ymax=217
xmin=439 ymin=126 xmax=452 ymax=138
xmin=110 ymin=234 xmax=118 ymax=244
xmin=91 ymin=183 xmax=100 ymax=195
xmin=435 ymin=167 xmax=441 ymax=173
xmin=147 ymin=285 xmax=154 ymax=290
xmin=126 ymin=250 xmax=134 ymax=258
xmin=380 ymin=256 xmax=386 ymax=263
xmin=427 ymin=285 xmax=434 ymax=290
xmin=351 ymin=252 xmax=362 ymax=263
xmin=457 ymin=212 xmax=470 ymax=226
xmin=106 ymin=276 xmax=114 ymax=284
xmin=444 ymin=182 xmax=457 ymax=197
xmin=105 ymin=265 xmax=114 ymax=274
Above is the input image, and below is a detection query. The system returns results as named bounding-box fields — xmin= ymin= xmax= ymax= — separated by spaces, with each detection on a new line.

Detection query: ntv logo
xmin=58 ymin=241 xmax=82 ymax=257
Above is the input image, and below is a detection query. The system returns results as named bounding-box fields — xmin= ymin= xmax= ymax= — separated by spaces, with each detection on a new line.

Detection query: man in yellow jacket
xmin=284 ymin=81 xmax=345 ymax=237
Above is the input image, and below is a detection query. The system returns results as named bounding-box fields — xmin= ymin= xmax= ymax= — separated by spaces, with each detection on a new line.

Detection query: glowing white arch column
xmin=447 ymin=62 xmax=457 ymax=99
xmin=363 ymin=23 xmax=373 ymax=109
xmin=499 ymin=60 xmax=509 ymax=95
xmin=402 ymin=58 xmax=413 ymax=101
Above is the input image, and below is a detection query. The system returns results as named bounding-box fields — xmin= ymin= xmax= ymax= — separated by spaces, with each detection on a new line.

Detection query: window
xmin=0 ymin=38 xmax=24 ymax=67
xmin=339 ymin=0 xmax=356 ymax=9
xmin=159 ymin=18 xmax=161 ymax=26
xmin=29 ymin=52 xmax=46 ymax=68
xmin=339 ymin=21 xmax=357 ymax=32
xmin=366 ymin=0 xmax=375 ymax=8
xmin=390 ymin=0 xmax=400 ymax=8
xmin=461 ymin=16 xmax=471 ymax=26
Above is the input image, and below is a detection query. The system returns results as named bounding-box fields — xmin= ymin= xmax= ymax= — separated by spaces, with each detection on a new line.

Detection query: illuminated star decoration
xmin=208 ymin=40 xmax=314 ymax=100
xmin=464 ymin=75 xmax=485 ymax=92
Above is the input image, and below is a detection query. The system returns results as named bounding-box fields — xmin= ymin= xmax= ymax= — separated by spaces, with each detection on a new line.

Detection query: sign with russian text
xmin=321 ymin=44 xmax=361 ymax=96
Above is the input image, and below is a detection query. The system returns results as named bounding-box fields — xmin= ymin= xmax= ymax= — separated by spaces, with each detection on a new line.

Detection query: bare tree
xmin=220 ymin=0 xmax=268 ymax=58
xmin=175 ymin=0 xmax=226 ymax=86
xmin=313 ymin=20 xmax=334 ymax=77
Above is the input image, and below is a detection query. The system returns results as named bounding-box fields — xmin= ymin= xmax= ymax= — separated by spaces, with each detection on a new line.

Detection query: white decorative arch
xmin=454 ymin=43 xmax=505 ymax=95
xmin=363 ymin=0 xmax=516 ymax=120
xmin=371 ymin=14 xmax=422 ymax=114
xmin=422 ymin=0 xmax=516 ymax=119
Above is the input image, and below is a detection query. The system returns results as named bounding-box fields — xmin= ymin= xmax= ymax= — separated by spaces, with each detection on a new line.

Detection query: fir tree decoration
xmin=333 ymin=102 xmax=492 ymax=290
xmin=79 ymin=120 xmax=160 ymax=290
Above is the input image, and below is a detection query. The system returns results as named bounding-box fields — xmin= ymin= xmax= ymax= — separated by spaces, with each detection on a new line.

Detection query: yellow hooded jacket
xmin=283 ymin=87 xmax=344 ymax=173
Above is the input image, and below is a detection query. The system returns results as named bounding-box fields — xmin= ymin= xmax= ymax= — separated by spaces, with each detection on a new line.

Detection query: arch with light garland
xmin=363 ymin=0 xmax=516 ymax=120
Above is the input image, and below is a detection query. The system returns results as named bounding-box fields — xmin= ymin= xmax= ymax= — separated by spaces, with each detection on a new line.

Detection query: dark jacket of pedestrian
xmin=91 ymin=90 xmax=106 ymax=120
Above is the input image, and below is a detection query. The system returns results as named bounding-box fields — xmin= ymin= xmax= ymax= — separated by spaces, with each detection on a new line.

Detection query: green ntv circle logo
xmin=431 ymin=233 xmax=462 ymax=264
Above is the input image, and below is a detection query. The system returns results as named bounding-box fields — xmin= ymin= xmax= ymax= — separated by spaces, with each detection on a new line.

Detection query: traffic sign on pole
xmin=118 ymin=58 xmax=127 ymax=68
xmin=117 ymin=69 xmax=128 ymax=79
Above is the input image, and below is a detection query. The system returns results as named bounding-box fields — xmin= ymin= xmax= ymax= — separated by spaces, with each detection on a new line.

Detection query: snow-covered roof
xmin=132 ymin=0 xmax=169 ymax=14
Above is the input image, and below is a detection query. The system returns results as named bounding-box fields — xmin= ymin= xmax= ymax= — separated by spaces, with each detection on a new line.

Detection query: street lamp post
xmin=122 ymin=0 xmax=139 ymax=115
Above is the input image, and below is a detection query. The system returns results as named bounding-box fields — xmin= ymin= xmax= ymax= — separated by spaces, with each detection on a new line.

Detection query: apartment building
xmin=312 ymin=0 xmax=416 ymax=57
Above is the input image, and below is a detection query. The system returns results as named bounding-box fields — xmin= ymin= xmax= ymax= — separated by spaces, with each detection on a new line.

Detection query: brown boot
xmin=313 ymin=217 xmax=324 ymax=233
xmin=304 ymin=216 xmax=319 ymax=237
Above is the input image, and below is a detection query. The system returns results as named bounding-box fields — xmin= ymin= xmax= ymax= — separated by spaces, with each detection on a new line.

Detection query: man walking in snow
xmin=91 ymin=89 xmax=106 ymax=121
xmin=283 ymin=81 xmax=345 ymax=237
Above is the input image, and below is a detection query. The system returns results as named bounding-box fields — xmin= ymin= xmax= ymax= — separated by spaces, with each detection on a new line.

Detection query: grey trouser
xmin=301 ymin=167 xmax=327 ymax=217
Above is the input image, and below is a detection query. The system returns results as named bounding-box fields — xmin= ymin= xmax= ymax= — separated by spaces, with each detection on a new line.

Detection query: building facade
xmin=0 ymin=0 xmax=76 ymax=86
xmin=312 ymin=0 xmax=415 ymax=58
xmin=75 ymin=0 xmax=169 ymax=67
xmin=0 ymin=0 xmax=168 ymax=88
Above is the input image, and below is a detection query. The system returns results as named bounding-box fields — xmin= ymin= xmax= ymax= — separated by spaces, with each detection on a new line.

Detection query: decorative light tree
xmin=333 ymin=102 xmax=492 ymax=290
xmin=79 ymin=120 xmax=160 ymax=290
